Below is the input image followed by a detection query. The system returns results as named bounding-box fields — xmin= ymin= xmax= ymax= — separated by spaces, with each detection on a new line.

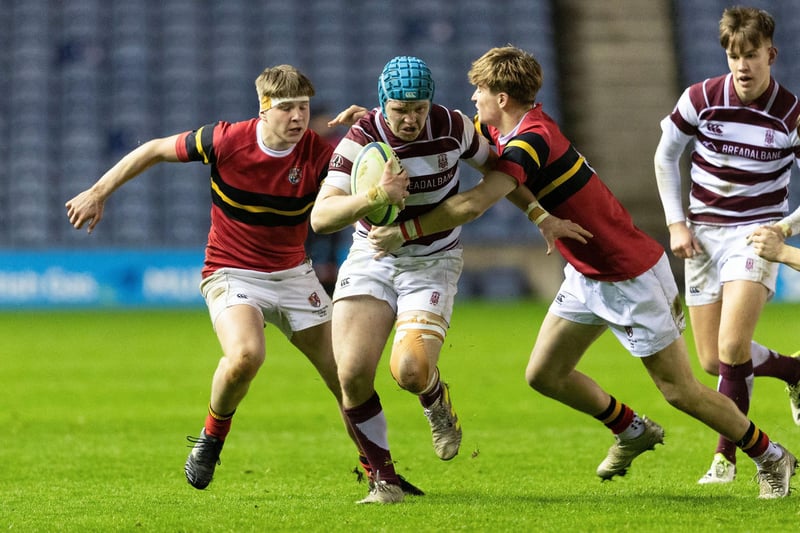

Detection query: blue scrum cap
xmin=378 ymin=56 xmax=435 ymax=116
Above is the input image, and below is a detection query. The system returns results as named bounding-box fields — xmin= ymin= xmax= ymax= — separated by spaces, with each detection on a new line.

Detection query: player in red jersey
xmin=370 ymin=46 xmax=797 ymax=499
xmin=654 ymin=6 xmax=800 ymax=484
xmin=65 ymin=64 xmax=423 ymax=496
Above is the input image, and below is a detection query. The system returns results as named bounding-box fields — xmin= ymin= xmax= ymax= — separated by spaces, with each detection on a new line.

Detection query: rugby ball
xmin=351 ymin=141 xmax=403 ymax=226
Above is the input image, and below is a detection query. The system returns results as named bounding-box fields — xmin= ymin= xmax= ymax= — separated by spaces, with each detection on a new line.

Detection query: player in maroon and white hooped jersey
xmin=370 ymin=45 xmax=796 ymax=499
xmin=655 ymin=6 xmax=800 ymax=485
xmin=65 ymin=65 xmax=409 ymax=495
xmin=311 ymin=56 xmax=509 ymax=504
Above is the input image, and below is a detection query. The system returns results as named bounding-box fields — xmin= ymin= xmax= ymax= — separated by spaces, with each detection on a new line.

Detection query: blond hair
xmin=254 ymin=65 xmax=315 ymax=103
xmin=468 ymin=46 xmax=542 ymax=106
xmin=719 ymin=6 xmax=775 ymax=53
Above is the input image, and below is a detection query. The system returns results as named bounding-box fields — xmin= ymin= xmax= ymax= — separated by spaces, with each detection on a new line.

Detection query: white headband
xmin=259 ymin=95 xmax=310 ymax=111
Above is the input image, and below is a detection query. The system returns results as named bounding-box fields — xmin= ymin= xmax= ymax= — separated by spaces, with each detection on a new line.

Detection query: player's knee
xmin=389 ymin=315 xmax=446 ymax=393
xmin=390 ymin=351 xmax=430 ymax=393
xmin=525 ymin=364 xmax=550 ymax=395
xmin=699 ymin=359 xmax=720 ymax=376
xmin=717 ymin=338 xmax=752 ymax=369
xmin=338 ymin=370 xmax=373 ymax=402
xmin=662 ymin=388 xmax=698 ymax=416
xmin=525 ymin=358 xmax=568 ymax=398
xmin=222 ymin=342 xmax=265 ymax=384
xmin=694 ymin=349 xmax=720 ymax=376
xmin=525 ymin=364 xmax=539 ymax=390
xmin=336 ymin=350 xmax=384 ymax=405
xmin=652 ymin=374 xmax=699 ymax=414
xmin=657 ymin=382 xmax=685 ymax=410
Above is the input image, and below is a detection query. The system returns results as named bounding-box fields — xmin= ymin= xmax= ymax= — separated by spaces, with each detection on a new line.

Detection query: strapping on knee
xmin=390 ymin=315 xmax=447 ymax=391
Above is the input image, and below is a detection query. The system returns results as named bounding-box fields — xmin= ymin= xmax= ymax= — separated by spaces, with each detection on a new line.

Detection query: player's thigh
xmin=214 ymin=303 xmax=267 ymax=361
xmin=527 ymin=312 xmax=605 ymax=381
xmin=291 ymin=320 xmax=333 ymax=368
xmin=642 ymin=336 xmax=702 ymax=402
xmin=331 ymin=296 xmax=396 ymax=375
xmin=394 ymin=250 xmax=462 ymax=323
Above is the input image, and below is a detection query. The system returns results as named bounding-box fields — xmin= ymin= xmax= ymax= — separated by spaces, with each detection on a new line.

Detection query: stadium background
xmin=2 ymin=0 xmax=800 ymax=308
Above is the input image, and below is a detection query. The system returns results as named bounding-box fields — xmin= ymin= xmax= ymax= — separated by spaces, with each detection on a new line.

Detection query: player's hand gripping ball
xmin=351 ymin=142 xmax=403 ymax=226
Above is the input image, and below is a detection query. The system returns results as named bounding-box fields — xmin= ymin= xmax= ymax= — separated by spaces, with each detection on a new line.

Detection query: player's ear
xmin=768 ymin=46 xmax=778 ymax=65
xmin=497 ymin=92 xmax=508 ymax=109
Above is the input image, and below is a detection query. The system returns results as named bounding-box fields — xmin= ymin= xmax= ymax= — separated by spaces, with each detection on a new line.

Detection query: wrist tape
xmin=400 ymin=218 xmax=423 ymax=241
xmin=525 ymin=201 xmax=550 ymax=226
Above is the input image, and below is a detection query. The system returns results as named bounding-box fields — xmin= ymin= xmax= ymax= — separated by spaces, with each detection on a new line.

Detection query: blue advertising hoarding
xmin=3 ymin=248 xmax=800 ymax=309
xmin=0 ymin=249 xmax=205 ymax=308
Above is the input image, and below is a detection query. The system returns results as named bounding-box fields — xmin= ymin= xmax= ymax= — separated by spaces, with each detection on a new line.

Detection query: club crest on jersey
xmin=437 ymin=154 xmax=448 ymax=171
xmin=288 ymin=167 xmax=301 ymax=184
xmin=308 ymin=291 xmax=321 ymax=308
xmin=746 ymin=258 xmax=754 ymax=271
xmin=764 ymin=129 xmax=774 ymax=146
xmin=430 ymin=291 xmax=440 ymax=305
xmin=331 ymin=154 xmax=344 ymax=168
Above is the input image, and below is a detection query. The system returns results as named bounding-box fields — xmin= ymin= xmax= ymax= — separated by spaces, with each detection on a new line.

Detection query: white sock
xmin=618 ymin=415 xmax=645 ymax=440
xmin=754 ymin=442 xmax=783 ymax=467
xmin=750 ymin=341 xmax=775 ymax=369
xmin=420 ymin=367 xmax=440 ymax=396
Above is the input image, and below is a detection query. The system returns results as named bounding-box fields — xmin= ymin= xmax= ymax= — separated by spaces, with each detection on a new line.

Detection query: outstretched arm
xmin=369 ymin=170 xmax=591 ymax=253
xmin=65 ymin=135 xmax=180 ymax=233
xmin=504 ymin=186 xmax=592 ymax=255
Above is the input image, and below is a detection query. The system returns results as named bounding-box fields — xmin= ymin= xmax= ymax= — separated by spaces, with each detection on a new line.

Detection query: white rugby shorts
xmin=684 ymin=221 xmax=778 ymax=306
xmin=549 ymin=253 xmax=685 ymax=357
xmin=333 ymin=239 xmax=462 ymax=323
xmin=200 ymin=262 xmax=331 ymax=338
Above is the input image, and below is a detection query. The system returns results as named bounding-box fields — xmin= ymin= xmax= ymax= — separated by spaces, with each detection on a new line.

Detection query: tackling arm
xmin=774 ymin=207 xmax=800 ymax=239
xmin=748 ymin=226 xmax=800 ymax=271
xmin=414 ymin=169 xmax=519 ymax=234
xmin=368 ymin=170 xmax=592 ymax=253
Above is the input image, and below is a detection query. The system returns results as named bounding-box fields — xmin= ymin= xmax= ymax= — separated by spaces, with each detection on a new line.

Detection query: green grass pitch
xmin=2 ymin=300 xmax=798 ymax=532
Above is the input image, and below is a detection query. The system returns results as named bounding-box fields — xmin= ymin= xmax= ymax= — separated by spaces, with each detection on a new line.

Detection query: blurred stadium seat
xmin=1 ymin=0 xmax=560 ymax=252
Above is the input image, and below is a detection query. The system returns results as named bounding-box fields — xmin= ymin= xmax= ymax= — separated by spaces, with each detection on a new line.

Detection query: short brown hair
xmin=254 ymin=65 xmax=315 ymax=102
xmin=719 ymin=6 xmax=775 ymax=53
xmin=468 ymin=46 xmax=542 ymax=106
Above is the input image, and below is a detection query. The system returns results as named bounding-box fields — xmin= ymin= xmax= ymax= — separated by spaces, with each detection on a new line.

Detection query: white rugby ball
xmin=351 ymin=141 xmax=403 ymax=226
